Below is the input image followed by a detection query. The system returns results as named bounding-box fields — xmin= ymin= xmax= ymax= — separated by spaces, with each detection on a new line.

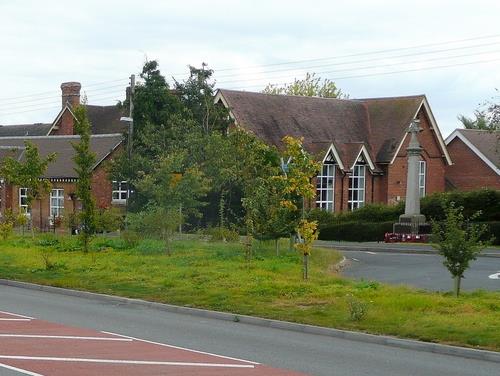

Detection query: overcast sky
xmin=1 ymin=0 xmax=500 ymax=137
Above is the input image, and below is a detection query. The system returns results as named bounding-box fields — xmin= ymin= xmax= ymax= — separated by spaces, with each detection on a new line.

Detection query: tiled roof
xmin=86 ymin=105 xmax=128 ymax=135
xmin=457 ymin=129 xmax=500 ymax=169
xmin=218 ymin=89 xmax=425 ymax=168
xmin=0 ymin=134 xmax=123 ymax=179
xmin=0 ymin=123 xmax=51 ymax=137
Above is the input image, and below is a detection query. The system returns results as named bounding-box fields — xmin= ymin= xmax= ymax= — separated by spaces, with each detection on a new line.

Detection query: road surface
xmin=0 ymin=285 xmax=498 ymax=376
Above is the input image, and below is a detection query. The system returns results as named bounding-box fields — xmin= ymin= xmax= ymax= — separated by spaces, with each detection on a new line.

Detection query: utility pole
xmin=121 ymin=74 xmax=135 ymax=229
xmin=128 ymin=74 xmax=135 ymax=160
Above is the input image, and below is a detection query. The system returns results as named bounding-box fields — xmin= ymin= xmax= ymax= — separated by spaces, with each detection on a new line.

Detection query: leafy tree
xmin=458 ymin=90 xmax=500 ymax=131
xmin=175 ymin=63 xmax=231 ymax=135
xmin=295 ymin=219 xmax=319 ymax=280
xmin=0 ymin=142 xmax=55 ymax=237
xmin=431 ymin=202 xmax=492 ymax=297
xmin=72 ymin=105 xmax=97 ymax=253
xmin=134 ymin=152 xmax=210 ymax=254
xmin=263 ymin=72 xmax=346 ymax=98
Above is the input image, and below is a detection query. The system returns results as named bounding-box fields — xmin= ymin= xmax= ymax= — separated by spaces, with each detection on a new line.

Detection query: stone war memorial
xmin=387 ymin=119 xmax=431 ymax=242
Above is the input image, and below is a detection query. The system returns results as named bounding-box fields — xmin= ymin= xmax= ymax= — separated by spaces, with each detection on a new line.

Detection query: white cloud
xmin=1 ymin=0 xmax=500 ymax=137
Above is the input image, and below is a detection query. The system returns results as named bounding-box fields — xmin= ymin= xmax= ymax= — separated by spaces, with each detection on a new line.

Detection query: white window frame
xmin=19 ymin=187 xmax=30 ymax=215
xmin=419 ymin=160 xmax=426 ymax=198
xmin=112 ymin=181 xmax=129 ymax=203
xmin=50 ymin=189 xmax=64 ymax=218
xmin=316 ymin=162 xmax=335 ymax=211
xmin=348 ymin=164 xmax=366 ymax=211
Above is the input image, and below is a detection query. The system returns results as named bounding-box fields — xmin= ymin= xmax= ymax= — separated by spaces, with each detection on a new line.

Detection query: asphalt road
xmin=1 ymin=285 xmax=499 ymax=376
xmin=341 ymin=250 xmax=500 ymax=291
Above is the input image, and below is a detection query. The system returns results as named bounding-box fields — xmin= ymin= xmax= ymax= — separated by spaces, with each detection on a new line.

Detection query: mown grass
xmin=0 ymin=234 xmax=499 ymax=351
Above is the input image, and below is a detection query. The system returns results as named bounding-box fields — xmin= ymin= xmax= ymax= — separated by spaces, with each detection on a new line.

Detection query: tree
xmin=431 ymin=202 xmax=491 ymax=297
xmin=458 ymin=90 xmax=500 ymax=131
xmin=174 ymin=63 xmax=231 ymax=135
xmin=263 ymin=72 xmax=346 ymax=98
xmin=134 ymin=152 xmax=210 ymax=254
xmin=72 ymin=105 xmax=97 ymax=253
xmin=0 ymin=142 xmax=55 ymax=237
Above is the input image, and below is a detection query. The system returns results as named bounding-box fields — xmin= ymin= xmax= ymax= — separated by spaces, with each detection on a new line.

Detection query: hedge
xmin=318 ymin=221 xmax=394 ymax=242
xmin=317 ymin=221 xmax=499 ymax=244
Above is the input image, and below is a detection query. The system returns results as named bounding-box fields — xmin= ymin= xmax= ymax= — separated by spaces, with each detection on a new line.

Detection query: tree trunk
xmin=454 ymin=275 xmax=461 ymax=297
xmin=303 ymin=254 xmax=309 ymax=280
xmin=289 ymin=234 xmax=294 ymax=252
xmin=275 ymin=238 xmax=279 ymax=256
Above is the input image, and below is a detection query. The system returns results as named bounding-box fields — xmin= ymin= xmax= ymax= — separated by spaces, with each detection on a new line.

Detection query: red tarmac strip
xmin=0 ymin=310 xmax=308 ymax=375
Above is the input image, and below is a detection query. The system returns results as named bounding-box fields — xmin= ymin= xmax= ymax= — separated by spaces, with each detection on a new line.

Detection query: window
xmin=419 ymin=160 xmax=426 ymax=198
xmin=19 ymin=188 xmax=29 ymax=214
xmin=348 ymin=163 xmax=366 ymax=210
xmin=112 ymin=181 xmax=128 ymax=203
xmin=50 ymin=189 xmax=64 ymax=218
xmin=316 ymin=163 xmax=335 ymax=211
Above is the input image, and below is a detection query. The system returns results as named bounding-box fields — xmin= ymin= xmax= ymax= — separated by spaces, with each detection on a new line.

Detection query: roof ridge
xmin=355 ymin=94 xmax=426 ymax=101
xmin=0 ymin=133 xmax=123 ymax=140
xmin=219 ymin=88 xmax=360 ymax=103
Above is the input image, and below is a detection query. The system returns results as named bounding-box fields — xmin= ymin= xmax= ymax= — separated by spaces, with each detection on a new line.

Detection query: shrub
xmin=347 ymin=294 xmax=368 ymax=321
xmin=319 ymin=221 xmax=394 ymax=242
xmin=205 ymin=227 xmax=240 ymax=242
xmin=422 ymin=189 xmax=500 ymax=221
xmin=96 ymin=208 xmax=124 ymax=233
xmin=0 ymin=223 xmax=13 ymax=241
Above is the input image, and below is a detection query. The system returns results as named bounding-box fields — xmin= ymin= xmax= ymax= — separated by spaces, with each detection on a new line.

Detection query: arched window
xmin=348 ymin=156 xmax=366 ymax=210
xmin=316 ymin=151 xmax=335 ymax=211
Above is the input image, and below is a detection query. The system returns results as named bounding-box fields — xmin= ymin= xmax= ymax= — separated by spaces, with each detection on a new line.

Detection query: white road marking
xmin=364 ymin=251 xmax=377 ymax=255
xmin=0 ymin=334 xmax=132 ymax=341
xmin=0 ymin=362 xmax=44 ymax=376
xmin=102 ymin=330 xmax=260 ymax=365
xmin=351 ymin=258 xmax=360 ymax=262
xmin=0 ymin=318 xmax=31 ymax=321
xmin=0 ymin=311 xmax=34 ymax=320
xmin=488 ymin=272 xmax=500 ymax=280
xmin=0 ymin=355 xmax=255 ymax=368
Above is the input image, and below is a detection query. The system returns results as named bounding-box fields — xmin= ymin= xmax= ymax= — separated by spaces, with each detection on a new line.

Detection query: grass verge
xmin=0 ymin=234 xmax=499 ymax=351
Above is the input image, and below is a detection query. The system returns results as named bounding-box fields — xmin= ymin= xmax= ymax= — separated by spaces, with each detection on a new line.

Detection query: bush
xmin=308 ymin=203 xmax=403 ymax=228
xmin=0 ymin=223 xmax=13 ymax=241
xmin=422 ymin=189 xmax=500 ymax=222
xmin=319 ymin=221 xmax=394 ymax=242
xmin=479 ymin=221 xmax=499 ymax=245
xmin=205 ymin=227 xmax=240 ymax=242
xmin=347 ymin=294 xmax=368 ymax=321
xmin=96 ymin=208 xmax=124 ymax=233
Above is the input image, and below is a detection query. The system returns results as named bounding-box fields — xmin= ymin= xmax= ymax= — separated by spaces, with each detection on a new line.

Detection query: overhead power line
xmin=222 ymin=57 xmax=500 ymax=91
xmin=216 ymin=48 xmax=500 ymax=85
xmin=214 ymin=41 xmax=500 ymax=79
xmin=210 ymin=33 xmax=500 ymax=73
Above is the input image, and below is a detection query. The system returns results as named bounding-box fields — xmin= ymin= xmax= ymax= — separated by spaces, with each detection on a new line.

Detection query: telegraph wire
xmin=216 ymin=48 xmax=500 ymax=85
xmin=222 ymin=57 xmax=500 ymax=91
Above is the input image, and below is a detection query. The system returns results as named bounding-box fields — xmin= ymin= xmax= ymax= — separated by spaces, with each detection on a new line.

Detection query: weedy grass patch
xmin=0 ymin=234 xmax=499 ymax=351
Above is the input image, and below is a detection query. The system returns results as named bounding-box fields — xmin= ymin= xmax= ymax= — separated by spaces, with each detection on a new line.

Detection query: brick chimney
xmin=60 ymin=82 xmax=81 ymax=108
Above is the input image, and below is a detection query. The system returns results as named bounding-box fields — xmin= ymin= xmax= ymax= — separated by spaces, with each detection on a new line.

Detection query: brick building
xmin=445 ymin=129 xmax=500 ymax=191
xmin=0 ymin=82 xmax=127 ymax=230
xmin=215 ymin=89 xmax=452 ymax=211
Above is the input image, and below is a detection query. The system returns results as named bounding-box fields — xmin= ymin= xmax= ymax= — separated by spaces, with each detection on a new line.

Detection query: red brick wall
xmin=50 ymin=109 xmax=75 ymax=135
xmin=91 ymin=162 xmax=114 ymax=209
xmin=445 ymin=138 xmax=500 ymax=190
xmin=386 ymin=108 xmax=446 ymax=205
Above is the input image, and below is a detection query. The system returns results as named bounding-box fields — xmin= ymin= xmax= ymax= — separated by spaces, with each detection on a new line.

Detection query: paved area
xmin=0 ymin=310 xmax=303 ymax=376
xmin=340 ymin=250 xmax=500 ymax=291
xmin=1 ymin=285 xmax=499 ymax=376
xmin=316 ymin=240 xmax=500 ymax=257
